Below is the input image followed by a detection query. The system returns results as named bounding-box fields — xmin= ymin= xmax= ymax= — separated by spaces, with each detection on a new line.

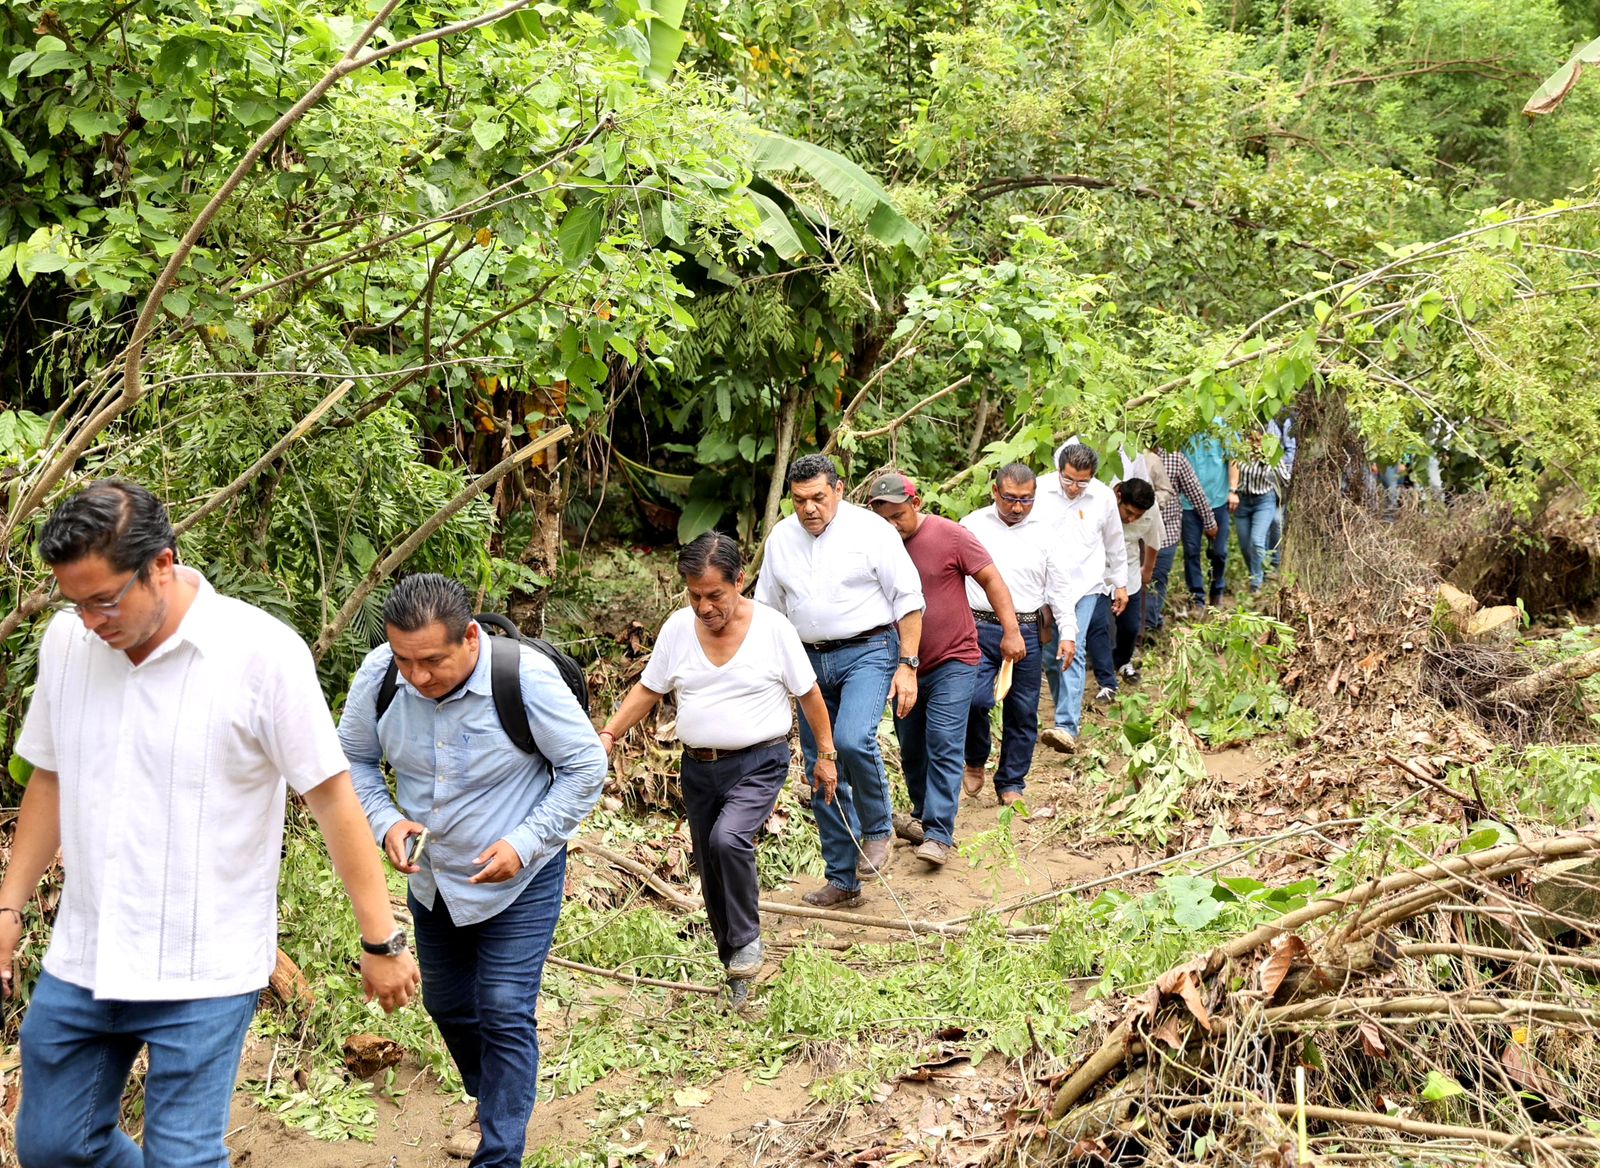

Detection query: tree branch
xmin=846 ymin=373 xmax=972 ymax=442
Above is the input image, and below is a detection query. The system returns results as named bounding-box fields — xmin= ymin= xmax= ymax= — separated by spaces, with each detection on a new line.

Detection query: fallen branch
xmin=1400 ymin=942 xmax=1600 ymax=974
xmin=1265 ymin=993 xmax=1600 ymax=1027
xmin=1378 ymin=753 xmax=1483 ymax=812
xmin=546 ymin=955 xmax=720 ymax=996
xmin=1485 ymin=644 xmax=1600 ymax=707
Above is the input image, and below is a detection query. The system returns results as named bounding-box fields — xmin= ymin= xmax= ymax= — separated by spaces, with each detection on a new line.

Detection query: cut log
xmin=1486 ymin=643 xmax=1600 ymax=706
xmin=1433 ymin=583 xmax=1480 ymax=638
xmin=1463 ymin=605 xmax=1521 ymax=646
xmin=343 ymin=1033 xmax=404 ymax=1079
xmin=266 ymin=947 xmax=312 ymax=1014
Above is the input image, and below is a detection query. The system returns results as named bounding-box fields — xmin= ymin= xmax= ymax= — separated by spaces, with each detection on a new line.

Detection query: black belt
xmin=805 ymin=624 xmax=891 ymax=652
xmin=683 ymin=736 xmax=788 ymax=763
xmin=974 ymin=609 xmax=1040 ymax=624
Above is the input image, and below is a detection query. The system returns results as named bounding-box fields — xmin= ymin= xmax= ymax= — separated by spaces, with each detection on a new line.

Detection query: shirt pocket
xmin=831 ymin=551 xmax=877 ymax=594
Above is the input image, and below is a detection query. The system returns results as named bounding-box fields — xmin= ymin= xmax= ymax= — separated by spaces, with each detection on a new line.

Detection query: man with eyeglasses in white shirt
xmin=960 ymin=463 xmax=1081 ymax=804
xmin=754 ymin=454 xmax=925 ymax=908
xmin=0 ymin=479 xmax=417 ymax=1168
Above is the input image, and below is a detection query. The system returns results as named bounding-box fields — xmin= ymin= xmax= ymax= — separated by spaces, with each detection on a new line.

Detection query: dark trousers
xmin=894 ymin=658 xmax=976 ymax=846
xmin=1182 ymin=505 xmax=1230 ymax=603
xmin=1113 ymin=592 xmax=1143 ymax=668
xmin=680 ymin=742 xmax=789 ymax=963
xmin=1145 ymin=544 xmax=1177 ymax=632
xmin=966 ymin=621 xmax=1042 ymax=795
xmin=1084 ymin=593 xmax=1116 ymax=689
xmin=410 ymin=850 xmax=566 ymax=1168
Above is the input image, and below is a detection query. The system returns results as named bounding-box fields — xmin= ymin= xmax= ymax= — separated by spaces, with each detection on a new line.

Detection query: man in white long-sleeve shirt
xmin=1037 ymin=443 xmax=1128 ymax=752
xmin=961 ymin=463 xmax=1082 ymax=803
xmin=755 ymin=454 xmax=925 ymax=908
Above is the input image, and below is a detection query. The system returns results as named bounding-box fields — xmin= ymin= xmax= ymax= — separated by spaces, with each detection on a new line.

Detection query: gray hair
xmin=1057 ymin=444 xmax=1099 ymax=474
xmin=384 ymin=573 xmax=474 ymax=642
xmin=994 ymin=462 xmax=1036 ymax=489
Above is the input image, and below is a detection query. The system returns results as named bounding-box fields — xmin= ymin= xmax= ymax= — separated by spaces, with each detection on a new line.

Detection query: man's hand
xmin=1227 ymin=491 xmax=1240 ymax=514
xmin=1204 ymin=524 xmax=1219 ymax=539
xmin=469 ymin=839 xmax=525 ymax=884
xmin=890 ymin=664 xmax=918 ymax=718
xmin=999 ymin=627 xmax=1026 ymax=663
xmin=0 ymin=908 xmax=21 ymax=1000
xmin=383 ymin=820 xmax=427 ymax=875
xmin=1111 ymin=587 xmax=1129 ymax=616
xmin=360 ymin=950 xmax=420 ymax=1013
xmin=1058 ymin=639 xmax=1077 ymax=668
xmin=810 ymin=757 xmax=839 ymax=806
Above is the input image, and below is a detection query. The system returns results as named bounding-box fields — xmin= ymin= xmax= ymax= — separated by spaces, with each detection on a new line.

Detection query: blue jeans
xmin=1042 ymin=593 xmax=1101 ymax=738
xmin=1083 ymin=593 xmax=1116 ymax=689
xmin=893 ymin=658 xmax=976 ymax=846
xmin=411 ymin=848 xmax=567 ymax=1168
xmin=17 ymin=970 xmax=258 ymax=1168
xmin=966 ymin=621 xmax=1042 ymax=795
xmin=1145 ymin=543 xmax=1177 ymax=631
xmin=1232 ymin=490 xmax=1276 ymax=589
xmin=1181 ymin=505 xmax=1230 ymax=603
xmin=799 ymin=630 xmax=898 ymax=892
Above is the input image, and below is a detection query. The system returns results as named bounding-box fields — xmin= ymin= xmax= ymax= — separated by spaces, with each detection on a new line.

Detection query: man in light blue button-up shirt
xmin=340 ymin=574 xmax=605 ymax=1168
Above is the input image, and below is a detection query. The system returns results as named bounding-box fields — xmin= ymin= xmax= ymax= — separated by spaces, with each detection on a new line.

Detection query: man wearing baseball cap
xmin=868 ymin=470 xmax=1024 ymax=864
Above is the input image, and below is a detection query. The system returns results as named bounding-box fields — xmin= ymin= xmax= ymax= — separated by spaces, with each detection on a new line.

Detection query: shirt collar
xmin=159 ymin=566 xmax=226 ymax=658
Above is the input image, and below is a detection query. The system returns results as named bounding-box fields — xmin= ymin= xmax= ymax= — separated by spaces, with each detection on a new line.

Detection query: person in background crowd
xmin=1145 ymin=445 xmax=1216 ymax=636
xmin=754 ymin=454 xmax=925 ymax=908
xmin=1038 ymin=443 xmax=1126 ymax=753
xmin=867 ymin=471 xmax=1025 ymax=852
xmin=1181 ymin=432 xmax=1233 ymax=612
xmin=342 ymin=574 xmax=605 ymax=1165
xmin=1264 ymin=415 xmax=1295 ymax=568
xmin=1112 ymin=477 xmax=1162 ymax=681
xmin=961 ymin=464 xmax=1081 ymax=803
xmin=600 ymin=533 xmax=837 ymax=1008
xmin=2 ymin=479 xmax=417 ymax=1168
xmin=1229 ymin=431 xmax=1288 ymax=594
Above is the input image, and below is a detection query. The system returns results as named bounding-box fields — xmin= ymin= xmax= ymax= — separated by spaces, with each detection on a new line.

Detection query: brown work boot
xmin=1038 ymin=728 xmax=1077 ymax=754
xmin=998 ymin=788 xmax=1027 ymax=807
xmin=443 ymin=1108 xmax=480 ymax=1160
xmin=802 ymin=883 xmax=863 ymax=908
xmin=892 ymin=812 xmax=925 ymax=844
xmin=914 ymin=839 xmax=955 ymax=867
xmin=962 ymin=766 xmax=985 ymax=796
xmin=857 ymin=836 xmax=890 ymax=878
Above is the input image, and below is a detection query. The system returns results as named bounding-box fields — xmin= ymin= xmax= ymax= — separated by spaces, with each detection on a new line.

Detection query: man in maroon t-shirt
xmin=869 ymin=471 xmax=1024 ymax=866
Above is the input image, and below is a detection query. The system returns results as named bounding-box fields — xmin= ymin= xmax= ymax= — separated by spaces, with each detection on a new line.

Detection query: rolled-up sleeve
xmin=502 ymin=658 xmax=606 ymax=867
xmin=337 ymin=648 xmax=406 ymax=846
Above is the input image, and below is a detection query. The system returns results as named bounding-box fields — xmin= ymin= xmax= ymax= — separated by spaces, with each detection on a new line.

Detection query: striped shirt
xmin=1237 ymin=460 xmax=1288 ymax=496
xmin=15 ymin=569 xmax=348 ymax=1000
xmin=1157 ymin=451 xmax=1213 ymax=549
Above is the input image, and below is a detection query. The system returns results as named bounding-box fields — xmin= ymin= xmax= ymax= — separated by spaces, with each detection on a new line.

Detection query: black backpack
xmin=374 ymin=613 xmax=590 ymax=755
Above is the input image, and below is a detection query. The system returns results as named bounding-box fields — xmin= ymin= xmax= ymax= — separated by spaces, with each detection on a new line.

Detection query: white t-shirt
xmin=15 ymin=568 xmax=348 ymax=1001
xmin=1121 ymin=507 xmax=1165 ymax=596
xmin=640 ymin=602 xmax=818 ymax=750
xmin=754 ymin=501 xmax=924 ymax=642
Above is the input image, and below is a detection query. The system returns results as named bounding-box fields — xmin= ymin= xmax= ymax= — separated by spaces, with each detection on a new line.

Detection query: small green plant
xmin=1167 ymin=610 xmax=1298 ymax=744
xmin=249 ymin=1069 xmax=377 ymax=1142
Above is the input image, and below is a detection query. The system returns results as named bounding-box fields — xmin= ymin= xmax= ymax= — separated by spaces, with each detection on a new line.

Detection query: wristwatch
xmin=361 ymin=928 xmax=409 ymax=957
xmin=899 ymin=655 xmax=919 ymax=668
xmin=818 ymin=749 xmax=839 ymax=761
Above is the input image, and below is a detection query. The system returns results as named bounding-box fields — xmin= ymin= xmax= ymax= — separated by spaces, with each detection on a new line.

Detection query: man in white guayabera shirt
xmin=600 ymin=532 xmax=839 ymax=1008
xmin=754 ymin=454 xmax=925 ymax=908
xmin=0 ymin=480 xmax=418 ymax=1168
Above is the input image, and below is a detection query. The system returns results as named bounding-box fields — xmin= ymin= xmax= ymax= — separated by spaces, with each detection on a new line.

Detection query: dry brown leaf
xmin=1357 ymin=1020 xmax=1387 ymax=1059
xmin=1258 ymin=933 xmax=1310 ymax=1000
xmin=1501 ymin=1042 xmax=1561 ymax=1100
xmin=1174 ymin=972 xmax=1213 ymax=1032
xmin=1151 ymin=1014 xmax=1185 ymax=1049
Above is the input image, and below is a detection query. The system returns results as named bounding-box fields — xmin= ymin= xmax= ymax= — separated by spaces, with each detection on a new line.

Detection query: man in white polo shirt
xmin=0 ymin=479 xmax=417 ymax=1168
xmin=961 ymin=463 xmax=1083 ymax=802
xmin=601 ymin=532 xmax=838 ymax=1007
xmin=755 ymin=454 xmax=924 ymax=907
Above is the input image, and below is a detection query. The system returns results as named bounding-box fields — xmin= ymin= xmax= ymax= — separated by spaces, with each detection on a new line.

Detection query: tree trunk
xmin=761 ymin=387 xmax=803 ymax=541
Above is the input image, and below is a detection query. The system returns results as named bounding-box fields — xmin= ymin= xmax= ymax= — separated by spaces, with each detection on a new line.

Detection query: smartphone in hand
xmin=406 ymin=828 xmax=429 ymax=867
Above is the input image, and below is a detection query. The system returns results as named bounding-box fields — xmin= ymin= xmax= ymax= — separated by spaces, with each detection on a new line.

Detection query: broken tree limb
xmin=546 ymin=955 xmax=720 ymax=996
xmin=1486 ymin=644 xmax=1600 ymax=707
xmin=1158 ymin=1101 xmax=1600 ymax=1154
xmin=1399 ymin=942 xmax=1600 ymax=974
xmin=1265 ymin=993 xmax=1600 ymax=1027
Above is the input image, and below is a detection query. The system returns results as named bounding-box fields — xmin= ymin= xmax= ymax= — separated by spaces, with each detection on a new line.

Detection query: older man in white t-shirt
xmin=0 ymin=479 xmax=416 ymax=1168
xmin=754 ymin=454 xmax=924 ymax=908
xmin=602 ymin=533 xmax=837 ymax=1004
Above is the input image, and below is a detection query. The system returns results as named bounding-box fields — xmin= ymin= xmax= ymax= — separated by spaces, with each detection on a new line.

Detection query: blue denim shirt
xmin=340 ymin=626 xmax=606 ymax=926
xmin=1181 ymin=436 xmax=1230 ymax=510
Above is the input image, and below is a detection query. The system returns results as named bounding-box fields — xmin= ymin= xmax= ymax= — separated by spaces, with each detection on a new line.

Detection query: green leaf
xmin=1526 ymin=34 xmax=1600 ymax=116
xmin=1421 ymin=1070 xmax=1465 ymax=1102
xmin=748 ymin=129 xmax=927 ymax=255
xmin=8 ymin=753 xmax=33 ymax=787
xmin=557 ymin=202 xmax=605 ymax=264
xmin=67 ymin=109 xmax=118 ymax=139
xmin=676 ymin=496 xmax=725 ymax=543
xmin=470 ymin=118 xmax=506 ymax=150
xmin=28 ymin=50 xmax=79 ymax=76
xmin=1163 ymin=875 xmax=1226 ymax=930
xmin=747 ymin=190 xmax=806 ymax=259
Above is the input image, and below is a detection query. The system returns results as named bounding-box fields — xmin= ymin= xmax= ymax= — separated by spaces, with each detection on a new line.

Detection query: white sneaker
xmin=1095 ymin=686 xmax=1117 ymax=703
xmin=1118 ymin=663 xmax=1139 ymax=682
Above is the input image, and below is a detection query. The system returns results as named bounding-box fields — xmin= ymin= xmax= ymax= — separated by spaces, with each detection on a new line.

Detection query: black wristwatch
xmin=361 ymin=928 xmax=409 ymax=957
xmin=899 ymin=655 xmax=919 ymax=668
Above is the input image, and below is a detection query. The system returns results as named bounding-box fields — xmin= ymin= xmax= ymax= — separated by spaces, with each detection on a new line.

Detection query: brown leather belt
xmin=974 ymin=609 xmax=1040 ymax=624
xmin=805 ymin=624 xmax=891 ymax=652
xmin=682 ymin=737 xmax=788 ymax=763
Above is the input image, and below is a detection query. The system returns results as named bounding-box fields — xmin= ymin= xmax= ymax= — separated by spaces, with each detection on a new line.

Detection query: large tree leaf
xmin=748 ymin=130 xmax=927 ymax=255
xmin=1525 ymin=35 xmax=1600 ymax=116
xmin=747 ymin=190 xmax=807 ymax=259
xmin=676 ymin=495 xmax=725 ymax=543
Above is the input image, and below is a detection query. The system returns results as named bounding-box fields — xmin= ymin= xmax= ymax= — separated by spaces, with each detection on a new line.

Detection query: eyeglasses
xmin=60 ymin=567 xmax=145 ymax=620
xmin=997 ymin=493 xmax=1035 ymax=506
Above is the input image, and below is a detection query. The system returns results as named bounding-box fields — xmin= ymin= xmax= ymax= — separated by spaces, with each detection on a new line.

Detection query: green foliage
xmin=248 ymin=1069 xmax=378 ymax=1143
xmin=1167 ymin=609 xmax=1301 ymax=744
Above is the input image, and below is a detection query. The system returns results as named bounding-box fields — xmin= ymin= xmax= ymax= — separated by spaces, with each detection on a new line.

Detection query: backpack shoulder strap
xmin=486 ymin=633 xmax=537 ymax=755
xmin=375 ymin=654 xmax=400 ymax=723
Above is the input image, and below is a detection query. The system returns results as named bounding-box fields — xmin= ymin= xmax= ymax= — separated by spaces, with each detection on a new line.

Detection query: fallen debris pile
xmin=1020 ymin=831 xmax=1600 ymax=1166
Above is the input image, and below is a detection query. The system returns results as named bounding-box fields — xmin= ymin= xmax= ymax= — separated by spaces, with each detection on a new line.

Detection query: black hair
xmin=38 ymin=478 xmax=177 ymax=579
xmin=1057 ymin=443 xmax=1099 ymax=474
xmin=678 ymin=531 xmax=743 ymax=584
xmin=993 ymin=462 xmax=1036 ymax=489
xmin=384 ymin=573 xmax=474 ymax=642
xmin=786 ymin=453 xmax=842 ymax=489
xmin=1118 ymin=477 xmax=1156 ymax=511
